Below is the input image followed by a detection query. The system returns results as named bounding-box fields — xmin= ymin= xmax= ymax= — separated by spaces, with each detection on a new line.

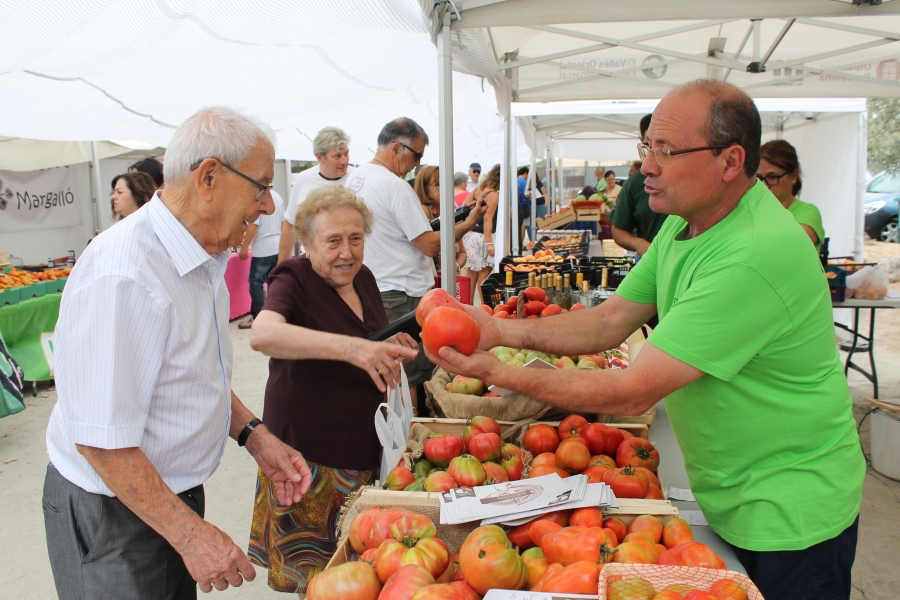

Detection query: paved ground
xmin=2 ymin=248 xmax=900 ymax=598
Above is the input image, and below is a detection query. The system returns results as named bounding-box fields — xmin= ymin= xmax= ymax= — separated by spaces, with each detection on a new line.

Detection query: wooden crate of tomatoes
xmin=315 ymin=487 xmax=732 ymax=599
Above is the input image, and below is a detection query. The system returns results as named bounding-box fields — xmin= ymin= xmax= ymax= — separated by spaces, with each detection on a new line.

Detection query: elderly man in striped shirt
xmin=43 ymin=107 xmax=313 ymax=600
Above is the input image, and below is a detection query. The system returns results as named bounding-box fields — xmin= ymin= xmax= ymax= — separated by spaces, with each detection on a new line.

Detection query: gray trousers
xmin=380 ymin=290 xmax=435 ymax=387
xmin=42 ymin=463 xmax=204 ymax=600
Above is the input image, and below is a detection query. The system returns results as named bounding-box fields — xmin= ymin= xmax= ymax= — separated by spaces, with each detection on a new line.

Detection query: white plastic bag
xmin=846 ymin=266 xmax=889 ymax=300
xmin=374 ymin=365 xmax=414 ymax=483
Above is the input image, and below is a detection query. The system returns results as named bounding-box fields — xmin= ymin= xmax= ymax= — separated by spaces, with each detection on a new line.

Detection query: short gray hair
xmin=377 ymin=117 xmax=429 ymax=149
xmin=164 ymin=107 xmax=276 ymax=186
xmin=293 ymin=185 xmax=373 ymax=246
xmin=313 ymin=126 xmax=350 ymax=156
xmin=453 ymin=171 xmax=467 ymax=186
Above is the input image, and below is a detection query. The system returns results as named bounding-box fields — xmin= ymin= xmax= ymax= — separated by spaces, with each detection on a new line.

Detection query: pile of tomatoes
xmin=315 ymin=507 xmax=733 ymax=599
xmin=0 ymin=267 xmax=70 ymax=291
xmin=485 ymin=286 xmax=585 ymax=320
xmin=382 ymin=416 xmax=524 ymax=492
xmin=523 ymin=414 xmax=663 ymax=500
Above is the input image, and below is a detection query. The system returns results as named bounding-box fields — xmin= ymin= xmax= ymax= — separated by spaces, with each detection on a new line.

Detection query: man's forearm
xmin=611 ymin=227 xmax=651 ymax=255
xmin=77 ymin=445 xmax=204 ymax=551
xmin=277 ymin=221 xmax=295 ymax=263
xmin=454 ymin=217 xmax=478 ymax=242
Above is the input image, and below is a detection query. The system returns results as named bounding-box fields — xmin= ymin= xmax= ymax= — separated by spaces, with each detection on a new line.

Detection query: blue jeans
xmin=249 ymin=254 xmax=278 ymax=317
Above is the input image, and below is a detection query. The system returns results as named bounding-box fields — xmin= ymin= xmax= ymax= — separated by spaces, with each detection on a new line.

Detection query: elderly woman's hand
xmin=349 ymin=338 xmax=419 ymax=392
xmin=387 ymin=332 xmax=419 ymax=354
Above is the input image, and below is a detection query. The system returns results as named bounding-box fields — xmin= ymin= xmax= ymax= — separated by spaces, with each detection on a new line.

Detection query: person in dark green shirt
xmin=424 ymin=80 xmax=863 ymax=600
xmin=611 ymin=114 xmax=669 ymax=255
xmin=758 ymin=139 xmax=825 ymax=246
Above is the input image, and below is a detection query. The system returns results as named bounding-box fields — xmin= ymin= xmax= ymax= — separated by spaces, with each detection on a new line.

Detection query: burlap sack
xmin=337 ymin=488 xmax=479 ymax=555
xmin=424 ymin=367 xmax=554 ymax=421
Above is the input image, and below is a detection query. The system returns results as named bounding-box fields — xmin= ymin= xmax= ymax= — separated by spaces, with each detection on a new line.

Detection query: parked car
xmin=864 ymin=172 xmax=900 ymax=243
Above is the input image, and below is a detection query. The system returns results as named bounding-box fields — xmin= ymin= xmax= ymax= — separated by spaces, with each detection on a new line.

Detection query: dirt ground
xmin=2 ymin=249 xmax=900 ymax=598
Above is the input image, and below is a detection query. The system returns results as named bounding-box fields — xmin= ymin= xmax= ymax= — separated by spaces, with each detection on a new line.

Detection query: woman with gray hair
xmin=247 ymin=185 xmax=418 ymax=593
xmin=454 ymin=171 xmax=470 ymax=206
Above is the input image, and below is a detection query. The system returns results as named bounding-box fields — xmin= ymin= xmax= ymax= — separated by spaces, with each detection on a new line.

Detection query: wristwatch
xmin=237 ymin=418 xmax=262 ymax=447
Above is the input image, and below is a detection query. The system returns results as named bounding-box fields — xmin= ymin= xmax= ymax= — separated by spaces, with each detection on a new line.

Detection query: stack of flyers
xmin=482 ymin=481 xmax=619 ymax=526
xmin=439 ymin=473 xmax=615 ymax=525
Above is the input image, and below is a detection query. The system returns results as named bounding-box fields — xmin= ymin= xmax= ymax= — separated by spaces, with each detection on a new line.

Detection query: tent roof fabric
xmin=427 ymin=1 xmax=900 ymax=106
xmin=0 ymin=0 xmax=522 ymax=168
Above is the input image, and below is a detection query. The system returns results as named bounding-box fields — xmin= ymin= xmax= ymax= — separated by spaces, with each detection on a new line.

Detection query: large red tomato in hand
xmin=616 ymin=438 xmax=660 ymax=472
xmin=658 ymin=542 xmax=726 ymax=569
xmin=532 ymin=560 xmax=602 ymax=595
xmin=459 ymin=525 xmax=528 ymax=595
xmin=582 ymin=423 xmax=625 ymax=456
xmin=416 ymin=288 xmax=464 ymax=325
xmin=558 ymin=414 xmax=589 ymax=440
xmin=541 ymin=526 xmax=617 ymax=565
xmin=523 ymin=424 xmax=560 ymax=455
xmin=424 ymin=434 xmax=465 ymax=467
xmin=421 ymin=307 xmax=481 ymax=356
xmin=378 ymin=564 xmax=435 ymax=600
xmin=307 ymin=561 xmax=381 ymax=600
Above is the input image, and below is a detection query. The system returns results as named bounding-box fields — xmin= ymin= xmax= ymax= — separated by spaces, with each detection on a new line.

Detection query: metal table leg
xmin=839 ymin=307 xmax=879 ymax=399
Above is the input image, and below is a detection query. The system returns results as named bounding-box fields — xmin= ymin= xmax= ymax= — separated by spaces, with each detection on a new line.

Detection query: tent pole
xmin=283 ymin=159 xmax=292 ymax=210
xmin=495 ymin=110 xmax=510 ymax=273
xmin=437 ymin=11 xmax=456 ymax=293
xmin=90 ymin=141 xmax=103 ymax=234
xmin=527 ymin=145 xmax=537 ymax=243
xmin=509 ymin=107 xmax=520 ymax=256
xmin=855 ymin=111 xmax=867 ymax=262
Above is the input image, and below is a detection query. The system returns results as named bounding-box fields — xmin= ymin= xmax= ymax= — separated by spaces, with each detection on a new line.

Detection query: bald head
xmin=670 ymin=80 xmax=761 ymax=178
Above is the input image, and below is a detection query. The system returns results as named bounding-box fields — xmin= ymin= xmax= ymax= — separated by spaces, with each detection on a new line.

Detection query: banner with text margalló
xmin=0 ymin=166 xmax=83 ymax=233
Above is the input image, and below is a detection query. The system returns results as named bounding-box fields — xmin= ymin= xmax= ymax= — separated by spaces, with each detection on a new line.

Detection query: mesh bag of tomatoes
xmin=522 ymin=414 xmax=666 ymax=500
xmin=599 ymin=564 xmax=763 ymax=600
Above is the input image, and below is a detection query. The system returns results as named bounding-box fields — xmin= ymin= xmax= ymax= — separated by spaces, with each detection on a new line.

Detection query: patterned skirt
xmin=248 ymin=462 xmax=374 ymax=593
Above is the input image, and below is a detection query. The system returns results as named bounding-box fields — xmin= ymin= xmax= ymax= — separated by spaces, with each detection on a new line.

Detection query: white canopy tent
xmin=419 ymin=0 xmax=900 ymax=286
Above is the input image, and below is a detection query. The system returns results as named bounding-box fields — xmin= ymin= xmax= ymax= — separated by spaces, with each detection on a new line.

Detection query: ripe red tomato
xmin=478 ymin=304 xmax=493 ymax=315
xmin=493 ymin=311 xmax=509 ymax=319
xmin=493 ymin=304 xmax=509 ymax=314
xmin=603 ymin=518 xmax=628 ymax=544
xmin=376 ymin=536 xmax=451 ymax=583
xmin=532 ymin=560 xmax=601 ymax=595
xmin=555 ymin=439 xmax=590 ymax=473
xmin=633 ymin=466 xmax=660 ymax=489
xmin=459 ymin=525 xmax=528 ymax=595
xmin=424 ymin=434 xmax=465 ymax=467
xmin=658 ymin=542 xmax=726 ymax=570
xmin=541 ymin=526 xmax=617 ymax=565
xmin=410 ymin=583 xmax=467 ymax=600
xmin=684 ymin=592 xmax=721 ymax=600
xmin=467 ymin=432 xmax=503 ymax=463
xmin=507 ymin=295 xmax=520 ymax=312
xmin=610 ymin=541 xmax=655 ymax=565
xmin=448 ymin=581 xmax=481 ymax=600
xmin=582 ymin=423 xmax=625 ymax=456
xmin=569 ymin=507 xmax=603 ymax=528
xmin=424 ymin=471 xmax=459 ymax=492
xmin=663 ymin=518 xmax=695 ymax=549
xmin=529 ymin=520 xmax=564 ymax=547
xmin=416 ymin=288 xmax=464 ymax=325
xmin=606 ymin=466 xmax=650 ymax=499
xmin=581 ymin=465 xmax=610 ymax=483
xmin=616 ymin=438 xmax=660 ymax=472
xmin=529 ymin=563 xmax=564 ymax=592
xmin=628 ymin=515 xmax=663 ymax=543
xmin=378 ymin=564 xmax=435 ymax=600
xmin=448 ymin=455 xmax=486 ymax=487
xmin=481 ymin=461 xmax=509 ymax=484
xmin=348 ymin=507 xmax=410 ymax=554
xmin=523 ymin=286 xmax=546 ymax=302
xmin=421 ymin=307 xmax=481 ymax=356
xmin=529 ymin=464 xmax=569 ymax=479
xmin=569 ymin=303 xmax=585 ymax=310
xmin=389 ymin=513 xmax=438 ymax=541
xmin=540 ymin=304 xmax=562 ymax=317
xmin=708 ymin=579 xmax=748 ymax=600
xmin=382 ymin=466 xmax=417 ymax=491
xmin=307 ymin=561 xmax=381 ymax=600
xmin=360 ymin=548 xmax=378 ymax=566
xmin=558 ymin=414 xmax=589 ymax=440
xmin=525 ymin=301 xmax=547 ymax=316
xmin=500 ymin=454 xmax=524 ymax=480
xmin=645 ymin=484 xmax=665 ymax=500
xmin=462 ymin=416 xmax=501 ymax=447
xmin=523 ymin=424 xmax=560 ymax=455
xmin=502 ymin=443 xmax=524 ymax=460
xmin=508 ymin=510 xmax=570 ymax=548
xmin=622 ymin=532 xmax=660 ymax=563
xmin=589 ymin=454 xmax=617 ymax=469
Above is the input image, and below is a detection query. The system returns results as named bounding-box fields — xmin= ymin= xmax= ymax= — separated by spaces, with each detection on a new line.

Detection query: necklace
xmin=372 ymin=158 xmax=391 ymax=171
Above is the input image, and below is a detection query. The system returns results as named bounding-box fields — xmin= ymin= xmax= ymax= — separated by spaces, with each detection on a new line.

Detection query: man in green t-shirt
xmin=610 ymin=114 xmax=668 ymax=255
xmin=425 ymin=80 xmax=864 ymax=600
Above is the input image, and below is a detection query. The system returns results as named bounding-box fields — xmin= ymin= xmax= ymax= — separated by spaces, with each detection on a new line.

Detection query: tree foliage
xmin=868 ymin=98 xmax=900 ymax=175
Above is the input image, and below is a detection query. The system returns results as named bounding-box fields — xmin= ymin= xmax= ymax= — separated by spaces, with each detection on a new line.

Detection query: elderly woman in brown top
xmin=247 ymin=185 xmax=418 ymax=594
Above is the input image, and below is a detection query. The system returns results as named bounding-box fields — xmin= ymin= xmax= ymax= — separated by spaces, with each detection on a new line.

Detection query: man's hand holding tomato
xmin=424 ymin=345 xmax=502 ymax=384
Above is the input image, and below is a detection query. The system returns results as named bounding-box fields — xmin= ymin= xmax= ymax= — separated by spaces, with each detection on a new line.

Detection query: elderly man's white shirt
xmin=46 ymin=195 xmax=233 ymax=496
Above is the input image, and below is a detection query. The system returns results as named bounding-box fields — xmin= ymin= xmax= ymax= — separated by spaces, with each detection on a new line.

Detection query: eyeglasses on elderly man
xmin=190 ymin=157 xmax=273 ymax=200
